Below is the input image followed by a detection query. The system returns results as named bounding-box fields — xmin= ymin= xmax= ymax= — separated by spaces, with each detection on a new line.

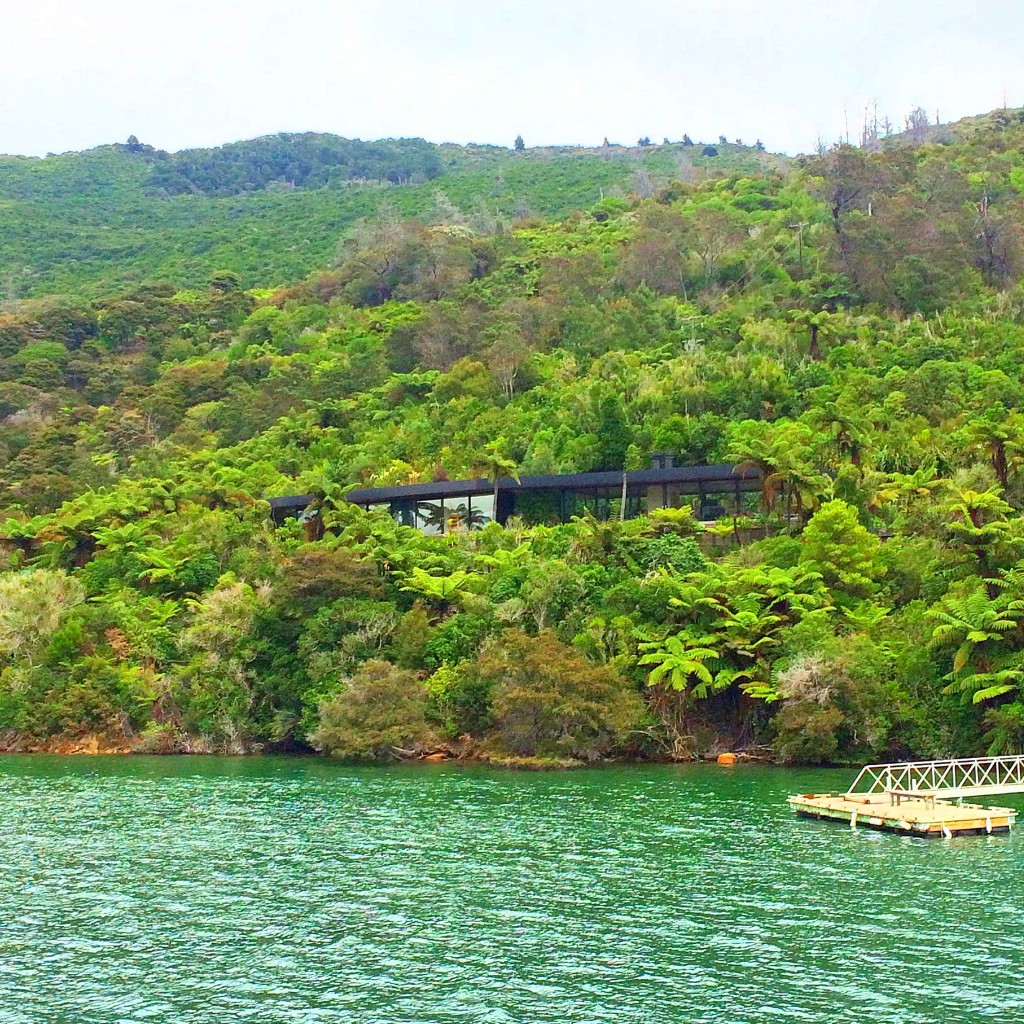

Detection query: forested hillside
xmin=4 ymin=114 xmax=1024 ymax=763
xmin=0 ymin=133 xmax=780 ymax=298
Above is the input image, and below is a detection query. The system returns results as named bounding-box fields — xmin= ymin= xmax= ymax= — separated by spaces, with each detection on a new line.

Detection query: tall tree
xmin=472 ymin=439 xmax=521 ymax=523
xmin=960 ymin=408 xmax=1023 ymax=490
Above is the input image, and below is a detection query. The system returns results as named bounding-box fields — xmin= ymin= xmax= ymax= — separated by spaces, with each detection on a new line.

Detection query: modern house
xmin=268 ymin=455 xmax=761 ymax=535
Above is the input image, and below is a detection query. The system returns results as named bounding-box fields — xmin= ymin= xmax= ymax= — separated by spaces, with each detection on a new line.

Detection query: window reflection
xmin=364 ymin=485 xmax=753 ymax=532
xmin=371 ymin=494 xmax=496 ymax=534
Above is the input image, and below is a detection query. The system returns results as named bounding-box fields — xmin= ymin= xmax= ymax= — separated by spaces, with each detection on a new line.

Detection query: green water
xmin=0 ymin=758 xmax=1022 ymax=1024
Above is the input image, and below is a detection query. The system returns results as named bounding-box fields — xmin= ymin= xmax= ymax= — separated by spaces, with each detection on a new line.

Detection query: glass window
xmin=417 ymin=500 xmax=446 ymax=536
xmin=472 ymin=493 xmax=496 ymax=527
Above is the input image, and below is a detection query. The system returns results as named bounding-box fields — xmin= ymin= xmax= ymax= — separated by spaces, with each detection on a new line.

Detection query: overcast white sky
xmin=1 ymin=0 xmax=1021 ymax=157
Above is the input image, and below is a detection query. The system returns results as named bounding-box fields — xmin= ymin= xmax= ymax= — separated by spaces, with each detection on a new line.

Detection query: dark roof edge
xmin=268 ymin=493 xmax=317 ymax=510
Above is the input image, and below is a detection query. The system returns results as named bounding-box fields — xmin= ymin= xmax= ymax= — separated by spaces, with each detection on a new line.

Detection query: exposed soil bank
xmin=0 ymin=733 xmax=135 ymax=755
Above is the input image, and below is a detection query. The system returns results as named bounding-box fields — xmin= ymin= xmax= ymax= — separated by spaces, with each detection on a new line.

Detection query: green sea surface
xmin=0 ymin=757 xmax=1021 ymax=1023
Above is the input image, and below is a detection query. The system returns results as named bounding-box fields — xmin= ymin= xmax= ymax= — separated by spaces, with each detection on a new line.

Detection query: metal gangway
xmin=847 ymin=756 xmax=1024 ymax=803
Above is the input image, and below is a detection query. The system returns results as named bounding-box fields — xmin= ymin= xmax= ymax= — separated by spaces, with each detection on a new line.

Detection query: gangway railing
xmin=847 ymin=756 xmax=1024 ymax=801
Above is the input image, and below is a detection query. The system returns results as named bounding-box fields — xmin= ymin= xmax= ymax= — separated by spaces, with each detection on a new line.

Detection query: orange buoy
xmin=717 ymin=752 xmax=737 ymax=766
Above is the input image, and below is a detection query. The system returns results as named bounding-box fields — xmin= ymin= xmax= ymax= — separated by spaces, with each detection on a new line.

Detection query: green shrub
xmin=622 ymin=533 xmax=706 ymax=573
xmin=479 ymin=629 xmax=643 ymax=759
xmin=425 ymin=612 xmax=494 ymax=667
xmin=799 ymin=499 xmax=881 ymax=601
xmin=49 ymin=657 xmax=147 ymax=737
xmin=425 ymin=662 xmax=494 ymax=738
xmin=771 ymin=701 xmax=844 ymax=763
xmin=983 ymin=702 xmax=1024 ymax=755
xmin=771 ymin=646 xmax=895 ymax=764
xmin=276 ymin=546 xmax=384 ymax=612
xmin=310 ymin=660 xmax=430 ymax=761
xmin=391 ymin=602 xmax=432 ymax=668
xmin=297 ymin=597 xmax=399 ymax=679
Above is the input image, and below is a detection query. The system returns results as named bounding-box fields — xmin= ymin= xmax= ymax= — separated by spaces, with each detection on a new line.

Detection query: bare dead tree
xmin=905 ymin=106 xmax=930 ymax=144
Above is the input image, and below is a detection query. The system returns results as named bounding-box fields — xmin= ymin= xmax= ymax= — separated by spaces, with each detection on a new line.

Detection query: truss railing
xmin=846 ymin=756 xmax=1024 ymax=800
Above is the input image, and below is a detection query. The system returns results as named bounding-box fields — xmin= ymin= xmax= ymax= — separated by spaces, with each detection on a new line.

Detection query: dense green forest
xmin=0 ymin=133 xmax=781 ymax=299
xmin=4 ymin=112 xmax=1024 ymax=763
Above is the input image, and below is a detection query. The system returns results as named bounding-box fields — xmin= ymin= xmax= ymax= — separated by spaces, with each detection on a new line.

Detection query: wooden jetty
xmin=789 ymin=756 xmax=1023 ymax=837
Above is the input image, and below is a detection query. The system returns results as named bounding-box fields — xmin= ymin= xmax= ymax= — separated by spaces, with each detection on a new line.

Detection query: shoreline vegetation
xmin=6 ymin=112 xmax=1024 ymax=764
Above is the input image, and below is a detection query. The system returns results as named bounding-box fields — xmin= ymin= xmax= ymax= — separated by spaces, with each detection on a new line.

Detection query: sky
xmin=1 ymin=0 xmax=1022 ymax=157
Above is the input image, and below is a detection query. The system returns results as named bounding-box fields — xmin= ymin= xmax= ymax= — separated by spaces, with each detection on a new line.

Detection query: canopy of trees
xmin=143 ymin=133 xmax=445 ymax=195
xmin=0 ymin=134 xmax=783 ymax=297
xmin=5 ymin=112 xmax=1024 ymax=763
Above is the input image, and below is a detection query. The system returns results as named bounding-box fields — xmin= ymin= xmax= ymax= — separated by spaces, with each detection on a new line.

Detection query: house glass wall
xmin=364 ymin=481 xmax=758 ymax=531
xmin=369 ymin=494 xmax=496 ymax=534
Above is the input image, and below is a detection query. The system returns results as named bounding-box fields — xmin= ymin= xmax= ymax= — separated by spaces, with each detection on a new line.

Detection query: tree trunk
xmin=994 ymin=442 xmax=1008 ymax=490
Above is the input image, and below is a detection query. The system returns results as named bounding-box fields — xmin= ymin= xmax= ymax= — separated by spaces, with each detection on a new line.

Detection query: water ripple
xmin=0 ymin=757 xmax=1022 ymax=1023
